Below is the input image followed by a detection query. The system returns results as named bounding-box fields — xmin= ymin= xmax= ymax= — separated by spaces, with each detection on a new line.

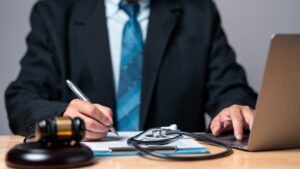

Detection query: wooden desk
xmin=1 ymin=135 xmax=299 ymax=169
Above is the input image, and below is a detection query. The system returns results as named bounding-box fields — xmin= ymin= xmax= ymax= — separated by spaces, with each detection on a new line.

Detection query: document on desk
xmin=82 ymin=132 xmax=209 ymax=157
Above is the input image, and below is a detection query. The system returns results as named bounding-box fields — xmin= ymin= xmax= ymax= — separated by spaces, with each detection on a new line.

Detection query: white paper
xmin=82 ymin=132 xmax=206 ymax=152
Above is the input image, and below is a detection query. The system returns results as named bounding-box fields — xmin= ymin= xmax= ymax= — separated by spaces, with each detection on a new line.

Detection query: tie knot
xmin=119 ymin=1 xmax=140 ymax=18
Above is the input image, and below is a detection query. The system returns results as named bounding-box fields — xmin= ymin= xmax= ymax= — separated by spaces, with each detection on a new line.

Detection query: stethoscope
xmin=127 ymin=124 xmax=233 ymax=160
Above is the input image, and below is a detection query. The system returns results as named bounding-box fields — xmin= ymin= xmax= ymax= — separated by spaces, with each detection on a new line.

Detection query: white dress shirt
xmin=104 ymin=0 xmax=150 ymax=94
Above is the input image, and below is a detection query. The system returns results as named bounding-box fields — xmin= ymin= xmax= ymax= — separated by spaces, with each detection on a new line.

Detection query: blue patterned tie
xmin=116 ymin=1 xmax=143 ymax=131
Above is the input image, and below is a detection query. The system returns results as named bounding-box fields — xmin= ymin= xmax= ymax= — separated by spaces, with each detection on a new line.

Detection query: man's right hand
xmin=63 ymin=99 xmax=113 ymax=140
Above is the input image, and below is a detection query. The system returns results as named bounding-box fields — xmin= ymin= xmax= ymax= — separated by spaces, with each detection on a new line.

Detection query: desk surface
xmin=1 ymin=136 xmax=299 ymax=169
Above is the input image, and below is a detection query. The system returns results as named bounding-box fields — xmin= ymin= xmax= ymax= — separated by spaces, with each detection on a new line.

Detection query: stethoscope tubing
xmin=127 ymin=129 xmax=233 ymax=161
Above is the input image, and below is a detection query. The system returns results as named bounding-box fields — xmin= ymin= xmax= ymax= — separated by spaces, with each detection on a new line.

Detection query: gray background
xmin=1 ymin=0 xmax=300 ymax=135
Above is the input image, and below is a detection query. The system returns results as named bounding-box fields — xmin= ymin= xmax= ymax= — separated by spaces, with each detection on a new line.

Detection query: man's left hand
xmin=210 ymin=105 xmax=255 ymax=140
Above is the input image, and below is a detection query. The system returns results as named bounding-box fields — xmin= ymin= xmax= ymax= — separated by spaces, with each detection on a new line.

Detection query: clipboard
xmin=82 ymin=132 xmax=209 ymax=157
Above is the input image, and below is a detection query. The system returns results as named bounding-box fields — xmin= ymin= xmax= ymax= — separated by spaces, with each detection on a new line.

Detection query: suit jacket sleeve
xmin=5 ymin=2 xmax=67 ymax=137
xmin=206 ymin=1 xmax=257 ymax=119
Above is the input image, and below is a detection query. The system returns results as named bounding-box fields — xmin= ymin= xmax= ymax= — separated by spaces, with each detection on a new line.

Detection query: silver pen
xmin=66 ymin=79 xmax=119 ymax=136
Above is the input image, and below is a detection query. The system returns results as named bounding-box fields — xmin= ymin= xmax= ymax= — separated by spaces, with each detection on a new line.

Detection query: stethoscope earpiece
xmin=160 ymin=124 xmax=178 ymax=130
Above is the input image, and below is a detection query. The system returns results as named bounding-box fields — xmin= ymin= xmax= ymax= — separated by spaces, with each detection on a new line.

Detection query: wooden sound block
xmin=6 ymin=142 xmax=94 ymax=169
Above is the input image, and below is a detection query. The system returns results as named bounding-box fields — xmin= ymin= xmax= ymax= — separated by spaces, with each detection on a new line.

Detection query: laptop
xmin=204 ymin=34 xmax=300 ymax=151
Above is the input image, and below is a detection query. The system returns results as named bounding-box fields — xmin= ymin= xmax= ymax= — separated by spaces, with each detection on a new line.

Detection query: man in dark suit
xmin=5 ymin=0 xmax=257 ymax=140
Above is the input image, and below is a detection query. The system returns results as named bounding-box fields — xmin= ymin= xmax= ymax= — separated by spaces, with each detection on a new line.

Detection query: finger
xmin=83 ymin=114 xmax=109 ymax=133
xmin=84 ymin=130 xmax=107 ymax=141
xmin=241 ymin=106 xmax=255 ymax=130
xmin=222 ymin=120 xmax=233 ymax=132
xmin=63 ymin=108 xmax=109 ymax=133
xmin=210 ymin=114 xmax=222 ymax=136
xmin=229 ymin=108 xmax=244 ymax=140
xmin=218 ymin=110 xmax=233 ymax=133
xmin=94 ymin=104 xmax=113 ymax=117
xmin=69 ymin=99 xmax=112 ymax=126
xmin=94 ymin=104 xmax=113 ymax=126
xmin=221 ymin=112 xmax=232 ymax=122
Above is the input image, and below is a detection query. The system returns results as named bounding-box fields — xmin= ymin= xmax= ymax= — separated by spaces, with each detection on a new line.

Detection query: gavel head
xmin=35 ymin=117 xmax=85 ymax=146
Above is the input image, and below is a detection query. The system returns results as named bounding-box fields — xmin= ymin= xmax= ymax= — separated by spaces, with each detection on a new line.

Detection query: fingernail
xmin=237 ymin=134 xmax=242 ymax=140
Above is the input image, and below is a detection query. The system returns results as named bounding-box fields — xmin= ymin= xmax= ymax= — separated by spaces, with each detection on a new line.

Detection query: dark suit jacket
xmin=5 ymin=0 xmax=257 ymax=136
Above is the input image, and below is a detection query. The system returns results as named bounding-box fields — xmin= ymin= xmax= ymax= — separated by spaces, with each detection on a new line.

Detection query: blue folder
xmin=94 ymin=148 xmax=209 ymax=157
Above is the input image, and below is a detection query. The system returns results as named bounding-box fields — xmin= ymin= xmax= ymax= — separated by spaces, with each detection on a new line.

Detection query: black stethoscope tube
xmin=127 ymin=130 xmax=233 ymax=161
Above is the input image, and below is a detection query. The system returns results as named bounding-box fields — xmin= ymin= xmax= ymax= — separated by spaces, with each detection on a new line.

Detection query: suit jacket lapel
xmin=141 ymin=0 xmax=182 ymax=128
xmin=68 ymin=0 xmax=182 ymax=128
xmin=69 ymin=0 xmax=116 ymax=112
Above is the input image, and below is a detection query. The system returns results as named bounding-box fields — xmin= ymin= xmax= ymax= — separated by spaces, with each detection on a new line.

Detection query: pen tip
xmin=110 ymin=127 xmax=119 ymax=136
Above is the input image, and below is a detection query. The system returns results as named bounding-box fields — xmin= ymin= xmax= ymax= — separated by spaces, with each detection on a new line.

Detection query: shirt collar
xmin=105 ymin=0 xmax=150 ymax=18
